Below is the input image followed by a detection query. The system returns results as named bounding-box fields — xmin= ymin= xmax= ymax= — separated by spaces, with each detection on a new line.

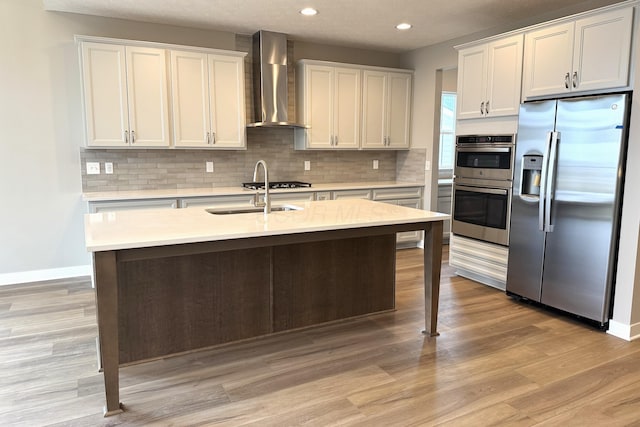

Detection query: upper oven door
xmin=455 ymin=144 xmax=515 ymax=181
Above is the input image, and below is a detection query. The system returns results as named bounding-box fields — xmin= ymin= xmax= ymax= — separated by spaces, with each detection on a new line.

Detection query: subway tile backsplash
xmin=80 ymin=128 xmax=401 ymax=192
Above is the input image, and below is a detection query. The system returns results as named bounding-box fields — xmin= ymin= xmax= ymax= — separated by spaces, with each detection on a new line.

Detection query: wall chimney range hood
xmin=247 ymin=31 xmax=307 ymax=128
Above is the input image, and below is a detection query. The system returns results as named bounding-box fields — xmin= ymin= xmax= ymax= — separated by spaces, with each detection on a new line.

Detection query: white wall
xmin=0 ymin=0 xmax=235 ymax=283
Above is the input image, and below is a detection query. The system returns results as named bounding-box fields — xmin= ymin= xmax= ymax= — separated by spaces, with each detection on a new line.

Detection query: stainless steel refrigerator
xmin=506 ymin=93 xmax=629 ymax=327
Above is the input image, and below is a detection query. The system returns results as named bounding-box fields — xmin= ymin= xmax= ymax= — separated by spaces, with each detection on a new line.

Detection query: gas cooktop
xmin=242 ymin=181 xmax=312 ymax=190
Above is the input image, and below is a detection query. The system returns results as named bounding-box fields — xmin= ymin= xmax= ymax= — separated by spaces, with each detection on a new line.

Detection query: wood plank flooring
xmin=1 ymin=247 xmax=640 ymax=426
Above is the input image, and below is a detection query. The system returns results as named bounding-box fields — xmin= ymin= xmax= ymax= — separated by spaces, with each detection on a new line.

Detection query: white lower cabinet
xmin=371 ymin=187 xmax=424 ymax=246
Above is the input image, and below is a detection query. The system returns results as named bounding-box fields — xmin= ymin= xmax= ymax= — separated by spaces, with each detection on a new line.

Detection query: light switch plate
xmin=206 ymin=161 xmax=214 ymax=173
xmin=104 ymin=162 xmax=113 ymax=174
xmin=86 ymin=162 xmax=100 ymax=175
xmin=304 ymin=160 xmax=311 ymax=171
xmin=373 ymin=160 xmax=379 ymax=170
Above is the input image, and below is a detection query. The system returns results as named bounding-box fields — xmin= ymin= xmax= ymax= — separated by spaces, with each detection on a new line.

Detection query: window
xmin=439 ymin=92 xmax=456 ymax=177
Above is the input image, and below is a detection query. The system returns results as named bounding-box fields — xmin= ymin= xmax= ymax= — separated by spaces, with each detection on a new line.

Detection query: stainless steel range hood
xmin=247 ymin=31 xmax=306 ymax=128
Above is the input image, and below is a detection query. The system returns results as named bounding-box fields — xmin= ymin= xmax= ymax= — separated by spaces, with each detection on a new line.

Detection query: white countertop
xmin=84 ymin=199 xmax=449 ymax=252
xmin=82 ymin=182 xmax=424 ymax=202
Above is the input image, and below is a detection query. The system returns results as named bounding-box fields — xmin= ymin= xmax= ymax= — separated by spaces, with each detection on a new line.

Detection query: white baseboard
xmin=0 ymin=265 xmax=92 ymax=286
xmin=607 ymin=319 xmax=640 ymax=341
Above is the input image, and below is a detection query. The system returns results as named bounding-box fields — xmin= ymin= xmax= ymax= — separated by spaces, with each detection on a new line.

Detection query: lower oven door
xmin=452 ymin=181 xmax=511 ymax=246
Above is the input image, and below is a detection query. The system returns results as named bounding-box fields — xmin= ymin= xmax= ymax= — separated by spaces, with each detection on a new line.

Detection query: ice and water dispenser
xmin=521 ymin=155 xmax=542 ymax=196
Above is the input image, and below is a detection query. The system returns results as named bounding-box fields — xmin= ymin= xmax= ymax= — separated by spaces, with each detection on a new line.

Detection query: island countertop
xmin=85 ymin=198 xmax=449 ymax=252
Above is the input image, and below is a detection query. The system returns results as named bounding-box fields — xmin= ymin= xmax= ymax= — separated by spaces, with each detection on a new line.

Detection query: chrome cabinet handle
xmin=485 ymin=100 xmax=490 ymax=115
xmin=131 ymin=130 xmax=135 ymax=143
xmin=386 ymin=136 xmax=390 ymax=146
xmin=572 ymin=71 xmax=578 ymax=88
xmin=335 ymin=135 xmax=338 ymax=146
xmin=480 ymin=101 xmax=485 ymax=115
xmin=331 ymin=135 xmax=335 ymax=146
xmin=565 ymin=72 xmax=570 ymax=89
xmin=211 ymin=131 xmax=216 ymax=144
xmin=124 ymin=130 xmax=129 ymax=143
xmin=206 ymin=132 xmax=211 ymax=144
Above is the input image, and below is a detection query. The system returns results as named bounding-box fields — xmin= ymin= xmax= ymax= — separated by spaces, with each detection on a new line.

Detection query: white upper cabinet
xmin=456 ymin=34 xmax=523 ymax=120
xmin=80 ymin=42 xmax=170 ymax=148
xmin=170 ymin=50 xmax=246 ymax=149
xmin=522 ymin=7 xmax=633 ymax=99
xmin=295 ymin=62 xmax=360 ymax=149
xmin=361 ymin=70 xmax=412 ymax=149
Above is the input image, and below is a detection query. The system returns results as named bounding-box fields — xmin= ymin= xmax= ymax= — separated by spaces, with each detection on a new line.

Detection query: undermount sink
xmin=206 ymin=205 xmax=303 ymax=215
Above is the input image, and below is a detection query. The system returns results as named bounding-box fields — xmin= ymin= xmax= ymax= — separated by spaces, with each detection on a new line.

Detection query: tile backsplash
xmin=81 ymin=128 xmax=399 ymax=192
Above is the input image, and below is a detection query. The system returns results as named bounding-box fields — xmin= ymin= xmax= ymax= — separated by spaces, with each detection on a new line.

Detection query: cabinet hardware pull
xmin=572 ymin=71 xmax=578 ymax=88
xmin=485 ymin=101 xmax=490 ymax=115
xmin=480 ymin=101 xmax=485 ymax=115
xmin=124 ymin=130 xmax=129 ymax=143
xmin=330 ymin=135 xmax=334 ymax=146
xmin=565 ymin=72 xmax=570 ymax=89
xmin=387 ymin=136 xmax=390 ymax=146
xmin=335 ymin=135 xmax=338 ymax=146
xmin=211 ymin=132 xmax=216 ymax=144
xmin=131 ymin=130 xmax=135 ymax=143
xmin=206 ymin=132 xmax=210 ymax=144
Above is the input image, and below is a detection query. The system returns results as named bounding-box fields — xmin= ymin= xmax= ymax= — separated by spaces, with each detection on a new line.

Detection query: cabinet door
xmin=170 ymin=51 xmax=210 ymax=147
xmin=386 ymin=72 xmax=411 ymax=149
xmin=457 ymin=44 xmax=487 ymax=120
xmin=81 ymin=42 xmax=129 ymax=147
xmin=333 ymin=67 xmax=361 ymax=149
xmin=573 ymin=8 xmax=633 ymax=93
xmin=208 ymin=55 xmax=246 ymax=148
xmin=304 ymin=65 xmax=334 ymax=148
xmin=125 ymin=46 xmax=171 ymax=147
xmin=361 ymin=70 xmax=387 ymax=148
xmin=522 ymin=22 xmax=574 ymax=99
xmin=486 ymin=34 xmax=523 ymax=117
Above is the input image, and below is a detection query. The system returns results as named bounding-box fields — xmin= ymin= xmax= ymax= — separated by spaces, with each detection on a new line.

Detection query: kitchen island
xmin=85 ymin=198 xmax=448 ymax=416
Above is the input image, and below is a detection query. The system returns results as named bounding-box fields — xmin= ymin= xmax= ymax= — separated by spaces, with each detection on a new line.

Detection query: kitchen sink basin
xmin=206 ymin=205 xmax=303 ymax=215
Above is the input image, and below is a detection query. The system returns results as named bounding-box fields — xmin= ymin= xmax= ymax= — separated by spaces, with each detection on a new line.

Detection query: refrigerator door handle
xmin=545 ymin=131 xmax=560 ymax=232
xmin=539 ymin=131 xmax=553 ymax=232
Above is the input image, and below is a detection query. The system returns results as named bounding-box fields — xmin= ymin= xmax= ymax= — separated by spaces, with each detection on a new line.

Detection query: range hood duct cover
xmin=247 ymin=31 xmax=306 ymax=128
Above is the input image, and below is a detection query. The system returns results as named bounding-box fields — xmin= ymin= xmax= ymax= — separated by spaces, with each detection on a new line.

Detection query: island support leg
xmin=422 ymin=221 xmax=443 ymax=337
xmin=93 ymin=251 xmax=124 ymax=416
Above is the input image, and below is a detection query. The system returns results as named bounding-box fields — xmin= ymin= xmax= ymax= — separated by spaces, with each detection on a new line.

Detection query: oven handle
xmin=455 ymin=146 xmax=511 ymax=153
xmin=454 ymin=185 xmax=508 ymax=196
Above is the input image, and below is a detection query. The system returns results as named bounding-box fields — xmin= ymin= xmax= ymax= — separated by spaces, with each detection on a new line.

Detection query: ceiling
xmin=42 ymin=0 xmax=627 ymax=52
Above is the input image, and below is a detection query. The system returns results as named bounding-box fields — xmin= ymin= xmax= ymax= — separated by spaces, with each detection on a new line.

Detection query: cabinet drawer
xmin=269 ymin=192 xmax=316 ymax=204
xmin=89 ymin=199 xmax=178 ymax=213
xmin=372 ymin=187 xmax=422 ymax=200
xmin=178 ymin=195 xmax=254 ymax=209
xmin=332 ymin=189 xmax=371 ymax=200
xmin=315 ymin=191 xmax=331 ymax=201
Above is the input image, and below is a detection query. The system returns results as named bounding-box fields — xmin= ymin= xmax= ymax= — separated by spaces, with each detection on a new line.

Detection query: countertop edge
xmin=82 ymin=182 xmax=425 ymax=202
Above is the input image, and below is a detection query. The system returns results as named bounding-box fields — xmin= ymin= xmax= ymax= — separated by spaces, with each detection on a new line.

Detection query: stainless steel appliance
xmin=506 ymin=93 xmax=630 ymax=327
xmin=455 ymin=134 xmax=515 ymax=181
xmin=242 ymin=181 xmax=311 ymax=190
xmin=451 ymin=134 xmax=515 ymax=246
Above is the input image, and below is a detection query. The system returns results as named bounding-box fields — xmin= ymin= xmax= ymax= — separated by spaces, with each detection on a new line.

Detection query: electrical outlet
xmin=86 ymin=162 xmax=100 ymax=175
xmin=425 ymin=160 xmax=431 ymax=171
xmin=373 ymin=160 xmax=379 ymax=170
xmin=206 ymin=161 xmax=214 ymax=173
xmin=304 ymin=160 xmax=311 ymax=171
xmin=104 ymin=162 xmax=113 ymax=174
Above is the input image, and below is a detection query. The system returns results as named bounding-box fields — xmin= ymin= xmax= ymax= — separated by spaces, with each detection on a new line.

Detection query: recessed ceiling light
xmin=396 ymin=23 xmax=412 ymax=30
xmin=300 ymin=7 xmax=318 ymax=16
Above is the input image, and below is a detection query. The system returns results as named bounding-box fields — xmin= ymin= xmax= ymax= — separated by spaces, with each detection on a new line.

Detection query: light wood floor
xmin=2 ymin=248 xmax=640 ymax=426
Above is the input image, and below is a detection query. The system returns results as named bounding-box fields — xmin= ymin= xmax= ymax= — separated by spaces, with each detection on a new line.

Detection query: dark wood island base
xmin=93 ymin=221 xmax=443 ymax=416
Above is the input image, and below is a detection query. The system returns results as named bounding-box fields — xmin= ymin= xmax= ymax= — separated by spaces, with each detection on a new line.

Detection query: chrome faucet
xmin=252 ymin=160 xmax=271 ymax=214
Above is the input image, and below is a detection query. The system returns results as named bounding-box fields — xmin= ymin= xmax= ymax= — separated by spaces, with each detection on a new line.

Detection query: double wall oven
xmin=452 ymin=135 xmax=515 ymax=246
